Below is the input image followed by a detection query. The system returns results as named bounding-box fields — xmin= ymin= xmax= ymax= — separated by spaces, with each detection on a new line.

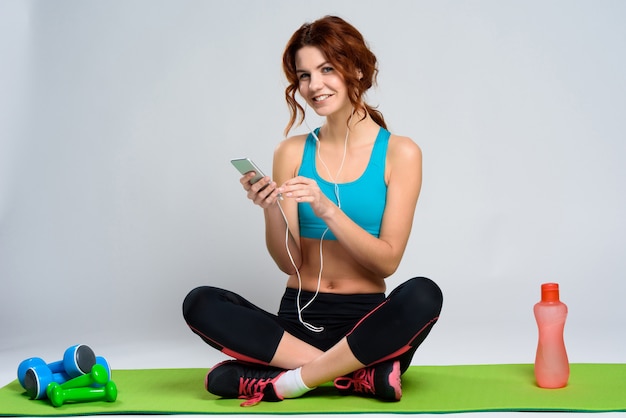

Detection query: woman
xmin=183 ymin=15 xmax=443 ymax=406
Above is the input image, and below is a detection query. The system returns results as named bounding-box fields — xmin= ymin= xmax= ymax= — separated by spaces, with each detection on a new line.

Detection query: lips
xmin=312 ymin=94 xmax=332 ymax=102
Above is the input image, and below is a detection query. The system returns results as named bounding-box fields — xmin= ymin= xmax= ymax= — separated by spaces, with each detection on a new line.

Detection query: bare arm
xmin=263 ymin=137 xmax=305 ymax=274
xmin=234 ymin=138 xmax=302 ymax=275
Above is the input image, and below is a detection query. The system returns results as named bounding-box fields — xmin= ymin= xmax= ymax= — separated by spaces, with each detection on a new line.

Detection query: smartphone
xmin=230 ymin=158 xmax=283 ymax=200
xmin=230 ymin=158 xmax=266 ymax=184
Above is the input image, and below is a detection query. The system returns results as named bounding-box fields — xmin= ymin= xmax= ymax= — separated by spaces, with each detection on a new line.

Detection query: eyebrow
xmin=295 ymin=62 xmax=331 ymax=74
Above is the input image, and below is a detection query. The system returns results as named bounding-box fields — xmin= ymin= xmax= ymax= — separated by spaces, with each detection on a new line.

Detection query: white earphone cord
xmin=274 ymin=111 xmax=352 ymax=333
xmin=276 ymin=201 xmax=324 ymax=333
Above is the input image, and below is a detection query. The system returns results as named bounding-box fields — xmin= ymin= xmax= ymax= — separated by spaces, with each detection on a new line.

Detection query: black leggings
xmin=182 ymin=277 xmax=442 ymax=372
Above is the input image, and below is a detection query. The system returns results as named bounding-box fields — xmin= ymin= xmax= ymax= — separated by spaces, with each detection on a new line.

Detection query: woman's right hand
xmin=240 ymin=172 xmax=282 ymax=208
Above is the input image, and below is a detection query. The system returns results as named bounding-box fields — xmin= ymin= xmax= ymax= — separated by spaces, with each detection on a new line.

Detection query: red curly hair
xmin=282 ymin=15 xmax=386 ymax=136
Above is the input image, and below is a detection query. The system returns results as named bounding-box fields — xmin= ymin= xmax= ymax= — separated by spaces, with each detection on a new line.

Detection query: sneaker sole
xmin=388 ymin=360 xmax=402 ymax=401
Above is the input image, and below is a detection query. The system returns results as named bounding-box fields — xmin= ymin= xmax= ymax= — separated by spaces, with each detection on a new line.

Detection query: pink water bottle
xmin=534 ymin=282 xmax=569 ymax=388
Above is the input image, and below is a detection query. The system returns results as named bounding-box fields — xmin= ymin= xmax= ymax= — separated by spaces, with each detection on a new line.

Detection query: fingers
xmin=242 ymin=174 xmax=282 ymax=207
xmin=240 ymin=174 xmax=320 ymax=206
xmin=278 ymin=177 xmax=320 ymax=203
xmin=239 ymin=172 xmax=259 ymax=190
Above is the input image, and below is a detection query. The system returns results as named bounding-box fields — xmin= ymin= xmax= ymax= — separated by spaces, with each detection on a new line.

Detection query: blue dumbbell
xmin=17 ymin=344 xmax=97 ymax=399
xmin=22 ymin=364 xmax=68 ymax=399
xmin=23 ymin=356 xmax=111 ymax=399
xmin=18 ymin=344 xmax=97 ymax=387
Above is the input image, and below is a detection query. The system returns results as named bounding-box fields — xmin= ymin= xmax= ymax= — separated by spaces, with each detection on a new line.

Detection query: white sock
xmin=274 ymin=368 xmax=314 ymax=398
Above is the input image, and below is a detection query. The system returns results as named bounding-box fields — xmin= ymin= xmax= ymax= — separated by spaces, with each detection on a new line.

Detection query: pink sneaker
xmin=333 ymin=360 xmax=401 ymax=401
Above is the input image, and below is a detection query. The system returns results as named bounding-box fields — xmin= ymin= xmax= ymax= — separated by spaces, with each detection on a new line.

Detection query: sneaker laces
xmin=238 ymin=376 xmax=273 ymax=407
xmin=333 ymin=368 xmax=375 ymax=395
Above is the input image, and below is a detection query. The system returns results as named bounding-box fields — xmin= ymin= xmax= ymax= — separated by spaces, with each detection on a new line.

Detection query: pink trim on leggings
xmin=187 ymin=324 xmax=269 ymax=366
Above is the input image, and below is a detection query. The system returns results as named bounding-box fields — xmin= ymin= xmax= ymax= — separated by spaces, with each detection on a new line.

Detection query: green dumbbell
xmin=47 ymin=380 xmax=117 ymax=407
xmin=46 ymin=363 xmax=109 ymax=396
xmin=46 ymin=364 xmax=115 ymax=407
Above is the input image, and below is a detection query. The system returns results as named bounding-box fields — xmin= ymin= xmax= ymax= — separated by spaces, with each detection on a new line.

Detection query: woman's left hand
xmin=279 ymin=176 xmax=335 ymax=218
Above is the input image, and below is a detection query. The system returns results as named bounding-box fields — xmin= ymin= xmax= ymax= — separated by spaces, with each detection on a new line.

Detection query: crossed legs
xmin=183 ymin=277 xmax=443 ymax=400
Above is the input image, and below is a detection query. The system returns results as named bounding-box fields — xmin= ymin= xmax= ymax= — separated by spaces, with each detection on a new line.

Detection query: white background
xmin=1 ymin=1 xmax=625 ymax=416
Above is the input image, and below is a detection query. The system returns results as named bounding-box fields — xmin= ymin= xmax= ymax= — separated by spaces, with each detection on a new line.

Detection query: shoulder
xmin=387 ymin=133 xmax=422 ymax=167
xmin=384 ymin=133 xmax=423 ymax=195
xmin=274 ymin=133 xmax=308 ymax=160
xmin=273 ymin=133 xmax=308 ymax=180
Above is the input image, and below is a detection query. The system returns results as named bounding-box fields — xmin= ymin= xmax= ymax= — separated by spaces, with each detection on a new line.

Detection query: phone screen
xmin=231 ymin=158 xmax=265 ymax=184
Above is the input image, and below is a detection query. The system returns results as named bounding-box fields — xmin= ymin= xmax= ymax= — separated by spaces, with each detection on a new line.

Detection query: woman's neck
xmin=320 ymin=108 xmax=373 ymax=144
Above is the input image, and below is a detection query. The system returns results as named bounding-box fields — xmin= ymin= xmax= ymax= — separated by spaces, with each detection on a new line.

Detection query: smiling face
xmin=295 ymin=46 xmax=351 ymax=118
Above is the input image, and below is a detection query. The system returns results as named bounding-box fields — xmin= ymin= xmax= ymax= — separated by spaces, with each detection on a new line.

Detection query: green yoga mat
xmin=1 ymin=364 xmax=624 ymax=415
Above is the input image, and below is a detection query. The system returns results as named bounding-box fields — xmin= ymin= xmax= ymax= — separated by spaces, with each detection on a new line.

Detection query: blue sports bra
xmin=298 ymin=127 xmax=389 ymax=240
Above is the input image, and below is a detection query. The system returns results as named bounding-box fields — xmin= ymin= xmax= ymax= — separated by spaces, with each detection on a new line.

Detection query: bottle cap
xmin=541 ymin=282 xmax=560 ymax=302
